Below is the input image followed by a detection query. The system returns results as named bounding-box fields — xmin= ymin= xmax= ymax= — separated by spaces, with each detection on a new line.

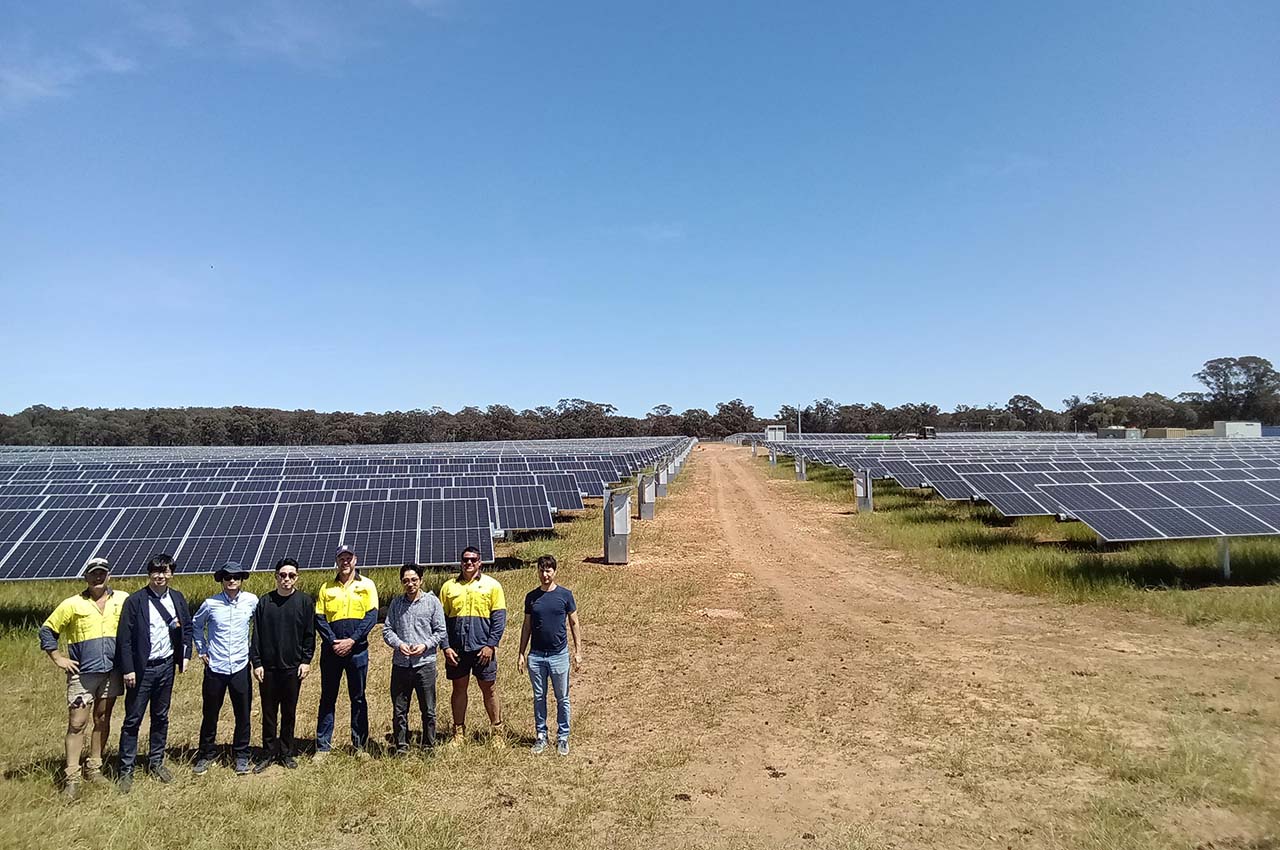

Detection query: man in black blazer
xmin=116 ymin=554 xmax=193 ymax=792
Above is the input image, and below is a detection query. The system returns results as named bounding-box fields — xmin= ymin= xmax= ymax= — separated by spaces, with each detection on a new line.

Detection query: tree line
xmin=2 ymin=356 xmax=1275 ymax=446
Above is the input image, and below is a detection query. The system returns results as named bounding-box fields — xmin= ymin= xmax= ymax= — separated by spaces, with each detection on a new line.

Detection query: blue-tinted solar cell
xmin=93 ymin=482 xmax=142 ymax=495
xmin=221 ymin=492 xmax=278 ymax=506
xmin=278 ymin=490 xmax=333 ymax=504
xmin=27 ymin=509 xmax=121 ymax=543
xmin=1046 ymin=472 xmax=1097 ymax=484
xmin=347 ymin=500 xmax=417 ymax=533
xmin=0 ymin=510 xmax=41 ymax=541
xmin=162 ymin=493 xmax=223 ymax=507
xmin=1146 ymin=482 xmax=1230 ymax=508
xmin=929 ymin=480 xmax=976 ymax=500
xmin=140 ymin=481 xmax=190 ymax=494
xmin=333 ymin=489 xmax=388 ymax=502
xmin=1072 ymin=510 xmax=1162 ymax=541
xmin=0 ymin=485 xmax=45 ymax=496
xmin=1088 ymin=471 xmax=1138 ymax=484
xmin=188 ymin=505 xmax=274 ymax=538
xmin=1038 ymin=485 xmax=1122 ymax=512
xmin=40 ymin=495 xmax=105 ymax=510
xmin=108 ymin=507 xmax=199 ymax=540
xmin=177 ymin=535 xmax=264 ymax=573
xmin=1130 ymin=508 xmax=1221 ymax=539
xmin=0 ymin=541 xmax=101 ymax=580
xmin=1092 ymin=483 xmax=1177 ymax=510
xmin=270 ymin=503 xmax=345 ymax=536
xmin=1198 ymin=482 xmax=1279 ymax=505
xmin=533 ymin=474 xmax=585 ymax=510
xmin=496 ymin=474 xmax=537 ymax=486
xmin=388 ymin=488 xmax=443 ymax=501
xmin=103 ymin=494 xmax=167 ymax=509
xmin=1127 ymin=470 xmax=1178 ymax=483
xmin=1189 ymin=506 xmax=1280 ymax=536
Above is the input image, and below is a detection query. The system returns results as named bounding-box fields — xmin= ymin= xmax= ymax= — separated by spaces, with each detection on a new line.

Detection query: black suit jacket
xmin=116 ymin=587 xmax=193 ymax=676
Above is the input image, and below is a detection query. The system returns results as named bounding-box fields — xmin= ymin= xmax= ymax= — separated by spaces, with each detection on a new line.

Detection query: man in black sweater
xmin=249 ymin=558 xmax=316 ymax=771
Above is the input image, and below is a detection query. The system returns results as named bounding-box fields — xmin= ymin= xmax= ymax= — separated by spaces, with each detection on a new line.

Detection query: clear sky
xmin=2 ymin=1 xmax=1277 ymax=418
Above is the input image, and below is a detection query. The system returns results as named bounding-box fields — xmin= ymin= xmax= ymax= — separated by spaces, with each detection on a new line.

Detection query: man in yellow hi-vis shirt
xmin=314 ymin=545 xmax=379 ymax=759
xmin=439 ymin=546 xmax=507 ymax=746
xmin=39 ymin=557 xmax=128 ymax=800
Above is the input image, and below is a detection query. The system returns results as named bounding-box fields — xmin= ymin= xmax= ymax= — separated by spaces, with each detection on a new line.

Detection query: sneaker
xmin=148 ymin=763 xmax=174 ymax=784
xmin=281 ymin=756 xmax=299 ymax=770
xmin=530 ymin=738 xmax=548 ymax=755
xmin=234 ymin=757 xmax=250 ymax=776
xmin=192 ymin=758 xmax=212 ymax=776
xmin=557 ymin=739 xmax=570 ymax=756
xmin=116 ymin=772 xmax=133 ymax=794
xmin=252 ymin=758 xmax=272 ymax=775
xmin=62 ymin=780 xmax=81 ymax=802
xmin=312 ymin=750 xmax=330 ymax=763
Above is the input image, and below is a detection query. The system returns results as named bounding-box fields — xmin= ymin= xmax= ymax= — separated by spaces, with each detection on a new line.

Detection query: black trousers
xmin=390 ymin=664 xmax=437 ymax=750
xmin=118 ymin=660 xmax=175 ymax=773
xmin=260 ymin=667 xmax=302 ymax=758
xmin=199 ymin=665 xmax=253 ymax=760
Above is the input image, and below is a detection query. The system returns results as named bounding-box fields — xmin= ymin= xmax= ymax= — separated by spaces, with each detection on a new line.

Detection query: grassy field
xmin=0 ymin=484 xmax=707 ymax=850
xmin=761 ymin=456 xmax=1280 ymax=631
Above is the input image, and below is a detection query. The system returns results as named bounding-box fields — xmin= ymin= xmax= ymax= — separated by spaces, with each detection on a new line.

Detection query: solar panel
xmin=257 ymin=502 xmax=347 ymax=571
xmin=341 ymin=501 xmax=418 ymax=568
xmin=93 ymin=507 xmax=200 ymax=576
xmin=0 ymin=509 xmax=122 ymax=580
xmin=493 ymin=485 xmax=554 ymax=531
xmin=421 ymin=498 xmax=494 ymax=565
xmin=534 ymin=473 xmax=586 ymax=510
xmin=175 ymin=505 xmax=274 ymax=574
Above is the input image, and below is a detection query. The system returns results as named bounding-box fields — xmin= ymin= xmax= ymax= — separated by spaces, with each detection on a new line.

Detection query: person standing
xmin=517 ymin=555 xmax=583 ymax=756
xmin=439 ymin=546 xmax=507 ymax=746
xmin=192 ymin=562 xmax=259 ymax=776
xmin=382 ymin=563 xmax=448 ymax=754
xmin=314 ymin=545 xmax=379 ymax=758
xmin=39 ymin=557 xmax=128 ymax=800
xmin=250 ymin=558 xmax=315 ymax=772
xmin=116 ymin=554 xmax=193 ymax=793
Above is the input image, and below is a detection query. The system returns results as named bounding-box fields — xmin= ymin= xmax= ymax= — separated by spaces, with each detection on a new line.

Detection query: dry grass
xmin=759 ymin=456 xmax=1280 ymax=631
xmin=0 ymin=483 xmax=709 ymax=850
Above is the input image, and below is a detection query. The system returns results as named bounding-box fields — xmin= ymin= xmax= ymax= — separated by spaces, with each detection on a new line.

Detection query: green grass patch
xmin=759 ymin=457 xmax=1280 ymax=631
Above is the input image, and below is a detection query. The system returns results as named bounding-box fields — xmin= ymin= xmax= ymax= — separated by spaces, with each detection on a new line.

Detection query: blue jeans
xmin=118 ymin=660 xmax=175 ymax=774
xmin=528 ymin=648 xmax=570 ymax=742
xmin=316 ymin=651 xmax=368 ymax=751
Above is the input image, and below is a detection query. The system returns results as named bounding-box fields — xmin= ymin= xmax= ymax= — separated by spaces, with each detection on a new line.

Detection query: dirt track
xmin=608 ymin=443 xmax=1280 ymax=848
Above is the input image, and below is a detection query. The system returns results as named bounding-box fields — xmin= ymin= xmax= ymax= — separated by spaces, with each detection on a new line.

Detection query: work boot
xmin=148 ymin=763 xmax=173 ymax=783
xmin=83 ymin=758 xmax=109 ymax=786
xmin=62 ymin=780 xmax=81 ymax=802
xmin=116 ymin=772 xmax=133 ymax=794
xmin=489 ymin=723 xmax=507 ymax=749
xmin=448 ymin=725 xmax=466 ymax=748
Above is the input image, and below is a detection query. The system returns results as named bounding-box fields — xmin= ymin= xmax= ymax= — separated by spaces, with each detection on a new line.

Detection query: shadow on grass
xmin=0 ymin=605 xmax=49 ymax=634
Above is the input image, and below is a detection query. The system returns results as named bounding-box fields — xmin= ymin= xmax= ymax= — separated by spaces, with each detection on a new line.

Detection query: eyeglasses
xmin=276 ymin=572 xmax=298 ymax=579
xmin=461 ymin=556 xmax=481 ymax=564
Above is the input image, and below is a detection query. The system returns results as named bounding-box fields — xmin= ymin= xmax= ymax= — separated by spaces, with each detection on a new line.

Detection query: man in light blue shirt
xmin=192 ymin=562 xmax=259 ymax=776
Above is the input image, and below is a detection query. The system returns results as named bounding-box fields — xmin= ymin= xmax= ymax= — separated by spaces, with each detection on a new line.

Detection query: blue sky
xmin=2 ymin=1 xmax=1277 ymax=418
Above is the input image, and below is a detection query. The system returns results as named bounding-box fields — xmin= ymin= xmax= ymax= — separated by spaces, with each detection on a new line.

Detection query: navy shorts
xmin=445 ymin=649 xmax=498 ymax=682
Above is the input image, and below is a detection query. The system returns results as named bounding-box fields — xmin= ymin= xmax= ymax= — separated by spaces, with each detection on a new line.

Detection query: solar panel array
xmin=766 ymin=436 xmax=1280 ymax=543
xmin=0 ymin=437 xmax=694 ymax=580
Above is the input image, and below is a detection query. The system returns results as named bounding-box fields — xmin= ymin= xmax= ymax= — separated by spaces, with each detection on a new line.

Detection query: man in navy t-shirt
xmin=517 ymin=555 xmax=582 ymax=756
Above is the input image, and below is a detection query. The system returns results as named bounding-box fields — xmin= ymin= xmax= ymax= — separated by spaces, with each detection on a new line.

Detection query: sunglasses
xmin=276 ymin=572 xmax=298 ymax=579
xmin=461 ymin=556 xmax=481 ymax=564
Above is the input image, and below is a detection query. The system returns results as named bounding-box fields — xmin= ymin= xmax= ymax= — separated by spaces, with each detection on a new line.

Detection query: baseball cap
xmin=334 ymin=544 xmax=357 ymax=560
xmin=81 ymin=557 xmax=111 ymax=577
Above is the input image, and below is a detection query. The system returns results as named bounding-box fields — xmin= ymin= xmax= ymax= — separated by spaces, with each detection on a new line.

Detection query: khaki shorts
xmin=67 ymin=671 xmax=124 ymax=708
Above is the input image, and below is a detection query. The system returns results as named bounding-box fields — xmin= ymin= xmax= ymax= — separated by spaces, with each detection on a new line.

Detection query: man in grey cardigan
xmin=382 ymin=563 xmax=448 ymax=752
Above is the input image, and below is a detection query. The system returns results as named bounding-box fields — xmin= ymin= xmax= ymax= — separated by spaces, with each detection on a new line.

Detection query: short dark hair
xmin=536 ymin=554 xmax=557 ymax=571
xmin=146 ymin=554 xmax=175 ymax=574
xmin=460 ymin=546 xmax=481 ymax=559
xmin=400 ymin=563 xmax=422 ymax=580
xmin=275 ymin=558 xmax=299 ymax=573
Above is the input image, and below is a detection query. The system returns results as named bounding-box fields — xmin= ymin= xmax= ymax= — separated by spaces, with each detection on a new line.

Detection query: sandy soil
xmin=600 ymin=443 xmax=1280 ymax=849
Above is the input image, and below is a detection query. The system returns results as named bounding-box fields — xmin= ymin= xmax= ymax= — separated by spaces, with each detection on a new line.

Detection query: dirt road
xmin=610 ymin=443 xmax=1280 ymax=849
